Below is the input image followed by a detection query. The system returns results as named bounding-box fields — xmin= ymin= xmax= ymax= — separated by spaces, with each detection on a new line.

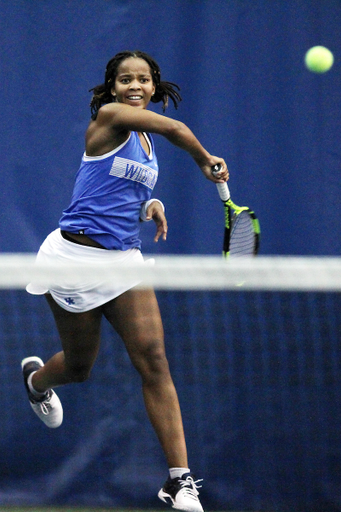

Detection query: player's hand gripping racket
xmin=212 ymin=164 xmax=260 ymax=257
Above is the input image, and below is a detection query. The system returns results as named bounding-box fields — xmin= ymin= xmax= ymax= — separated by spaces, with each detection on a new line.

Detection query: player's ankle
xmin=169 ymin=467 xmax=190 ymax=479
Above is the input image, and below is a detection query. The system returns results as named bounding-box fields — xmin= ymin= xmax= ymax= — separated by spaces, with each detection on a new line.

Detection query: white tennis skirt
xmin=26 ymin=229 xmax=148 ymax=312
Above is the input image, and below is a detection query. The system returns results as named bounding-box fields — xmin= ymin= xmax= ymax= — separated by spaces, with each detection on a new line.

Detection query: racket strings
xmin=230 ymin=211 xmax=257 ymax=256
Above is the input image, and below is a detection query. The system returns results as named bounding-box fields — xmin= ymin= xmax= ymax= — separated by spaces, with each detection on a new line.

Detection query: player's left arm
xmin=140 ymin=199 xmax=167 ymax=242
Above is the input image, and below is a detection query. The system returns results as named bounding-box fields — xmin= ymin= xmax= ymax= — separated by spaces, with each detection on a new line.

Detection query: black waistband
xmin=60 ymin=230 xmax=107 ymax=249
xmin=61 ymin=230 xmax=84 ymax=246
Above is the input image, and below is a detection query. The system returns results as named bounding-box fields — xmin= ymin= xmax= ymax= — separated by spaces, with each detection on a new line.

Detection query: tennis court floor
xmin=0 ymin=509 xmax=233 ymax=512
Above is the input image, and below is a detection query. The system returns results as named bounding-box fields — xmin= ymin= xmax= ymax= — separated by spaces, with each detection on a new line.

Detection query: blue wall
xmin=1 ymin=0 xmax=340 ymax=255
xmin=1 ymin=289 xmax=341 ymax=511
xmin=1 ymin=2 xmax=341 ymax=512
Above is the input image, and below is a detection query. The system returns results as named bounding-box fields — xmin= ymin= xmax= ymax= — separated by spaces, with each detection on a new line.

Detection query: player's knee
xmin=65 ymin=363 xmax=92 ymax=383
xmin=133 ymin=340 xmax=170 ymax=381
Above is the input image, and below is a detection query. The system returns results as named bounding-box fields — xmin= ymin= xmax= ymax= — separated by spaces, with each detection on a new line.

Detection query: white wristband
xmin=140 ymin=199 xmax=165 ymax=222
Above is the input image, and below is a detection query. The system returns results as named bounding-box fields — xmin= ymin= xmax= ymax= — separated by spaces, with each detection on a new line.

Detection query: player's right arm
xmin=89 ymin=103 xmax=228 ymax=183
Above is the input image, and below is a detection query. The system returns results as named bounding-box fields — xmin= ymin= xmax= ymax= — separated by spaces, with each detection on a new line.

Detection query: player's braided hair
xmin=89 ymin=50 xmax=182 ymax=118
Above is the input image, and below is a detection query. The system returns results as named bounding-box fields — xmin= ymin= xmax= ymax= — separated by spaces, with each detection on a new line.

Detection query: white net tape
xmin=0 ymin=254 xmax=341 ymax=291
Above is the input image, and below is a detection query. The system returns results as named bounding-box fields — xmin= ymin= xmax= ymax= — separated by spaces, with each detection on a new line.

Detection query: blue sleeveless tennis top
xmin=59 ymin=131 xmax=158 ymax=250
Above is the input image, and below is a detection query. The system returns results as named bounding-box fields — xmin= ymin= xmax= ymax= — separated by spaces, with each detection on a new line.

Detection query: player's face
xmin=112 ymin=57 xmax=156 ymax=109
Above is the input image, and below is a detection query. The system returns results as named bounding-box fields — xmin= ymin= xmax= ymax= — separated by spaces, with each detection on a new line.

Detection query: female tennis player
xmin=22 ymin=50 xmax=228 ymax=512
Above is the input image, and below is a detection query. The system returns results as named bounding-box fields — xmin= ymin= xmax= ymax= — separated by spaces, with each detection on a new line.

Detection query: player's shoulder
xmin=95 ymin=103 xmax=122 ymax=122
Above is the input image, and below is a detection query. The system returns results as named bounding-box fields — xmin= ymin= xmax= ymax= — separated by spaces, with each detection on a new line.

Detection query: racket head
xmin=229 ymin=209 xmax=260 ymax=256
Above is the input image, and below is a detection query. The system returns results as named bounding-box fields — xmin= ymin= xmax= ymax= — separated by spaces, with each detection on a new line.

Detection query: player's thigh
xmin=45 ymin=294 xmax=102 ymax=368
xmin=102 ymin=287 xmax=165 ymax=357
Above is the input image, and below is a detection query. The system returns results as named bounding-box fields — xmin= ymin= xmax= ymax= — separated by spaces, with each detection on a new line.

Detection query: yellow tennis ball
xmin=305 ymin=46 xmax=334 ymax=73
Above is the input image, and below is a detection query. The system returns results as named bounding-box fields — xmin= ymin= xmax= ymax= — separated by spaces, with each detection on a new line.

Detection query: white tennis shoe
xmin=158 ymin=472 xmax=204 ymax=512
xmin=21 ymin=356 xmax=63 ymax=428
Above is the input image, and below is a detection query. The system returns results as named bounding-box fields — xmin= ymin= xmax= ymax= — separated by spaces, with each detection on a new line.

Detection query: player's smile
xmin=126 ymin=94 xmax=143 ymax=105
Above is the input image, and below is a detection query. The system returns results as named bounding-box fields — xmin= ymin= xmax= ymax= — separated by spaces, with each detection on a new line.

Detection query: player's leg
xmin=33 ymin=294 xmax=103 ymax=389
xmin=21 ymin=294 xmax=102 ymax=428
xmin=102 ymin=287 xmax=187 ymax=468
xmin=102 ymin=288 xmax=204 ymax=512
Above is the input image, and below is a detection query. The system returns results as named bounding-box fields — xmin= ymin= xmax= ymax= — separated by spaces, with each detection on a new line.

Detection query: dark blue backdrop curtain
xmin=1 ymin=0 xmax=340 ymax=255
xmin=1 ymin=1 xmax=341 ymax=511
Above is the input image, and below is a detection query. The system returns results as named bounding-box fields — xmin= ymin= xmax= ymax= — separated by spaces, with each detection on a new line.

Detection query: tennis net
xmin=0 ymin=254 xmax=340 ymax=512
xmin=0 ymin=253 xmax=341 ymax=290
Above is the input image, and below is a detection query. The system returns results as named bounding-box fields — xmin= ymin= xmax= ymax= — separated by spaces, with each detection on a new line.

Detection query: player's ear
xmin=110 ymin=87 xmax=117 ymax=100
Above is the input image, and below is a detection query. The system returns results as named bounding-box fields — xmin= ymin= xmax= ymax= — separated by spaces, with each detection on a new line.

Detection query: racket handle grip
xmin=211 ymin=164 xmax=231 ymax=202
xmin=216 ymin=182 xmax=230 ymax=202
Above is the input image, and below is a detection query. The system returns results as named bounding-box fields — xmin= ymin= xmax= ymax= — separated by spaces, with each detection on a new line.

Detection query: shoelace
xmin=179 ymin=476 xmax=203 ymax=497
xmin=31 ymin=392 xmax=52 ymax=415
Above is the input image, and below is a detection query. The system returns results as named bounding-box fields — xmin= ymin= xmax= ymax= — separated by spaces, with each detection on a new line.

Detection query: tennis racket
xmin=212 ymin=164 xmax=260 ymax=257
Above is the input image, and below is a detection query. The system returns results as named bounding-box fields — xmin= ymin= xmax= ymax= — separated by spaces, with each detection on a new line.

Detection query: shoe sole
xmin=21 ymin=356 xmax=44 ymax=370
xmin=158 ymin=490 xmax=204 ymax=512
